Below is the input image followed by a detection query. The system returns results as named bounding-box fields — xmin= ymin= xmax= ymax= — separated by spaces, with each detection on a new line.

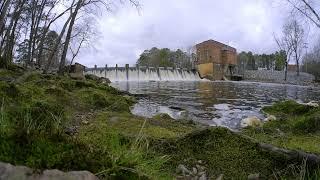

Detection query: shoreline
xmin=0 ymin=68 xmax=319 ymax=179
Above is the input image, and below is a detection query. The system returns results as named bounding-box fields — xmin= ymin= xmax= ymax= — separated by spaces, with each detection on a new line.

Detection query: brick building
xmin=195 ymin=40 xmax=237 ymax=80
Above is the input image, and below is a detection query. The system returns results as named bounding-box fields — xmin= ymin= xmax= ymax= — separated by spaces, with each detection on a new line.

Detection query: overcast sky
xmin=78 ymin=0 xmax=316 ymax=67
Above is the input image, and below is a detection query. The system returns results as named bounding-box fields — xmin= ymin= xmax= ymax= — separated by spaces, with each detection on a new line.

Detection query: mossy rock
xmin=153 ymin=113 xmax=173 ymax=120
xmin=262 ymin=100 xmax=315 ymax=116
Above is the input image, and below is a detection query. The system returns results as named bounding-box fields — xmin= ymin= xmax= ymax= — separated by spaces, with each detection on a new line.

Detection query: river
xmin=111 ymin=81 xmax=320 ymax=130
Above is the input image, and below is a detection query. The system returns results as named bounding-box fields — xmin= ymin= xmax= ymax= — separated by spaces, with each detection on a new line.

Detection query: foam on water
xmin=85 ymin=68 xmax=201 ymax=82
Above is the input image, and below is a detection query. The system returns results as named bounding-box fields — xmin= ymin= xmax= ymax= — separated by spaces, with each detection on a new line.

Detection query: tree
xmin=274 ymin=21 xmax=294 ymax=81
xmin=247 ymin=52 xmax=256 ymax=70
xmin=0 ymin=0 xmax=11 ymax=34
xmin=16 ymin=39 xmax=29 ymax=64
xmin=286 ymin=19 xmax=304 ymax=76
xmin=136 ymin=47 xmax=192 ymax=69
xmin=0 ymin=0 xmax=141 ymax=72
xmin=275 ymin=50 xmax=287 ymax=71
xmin=286 ymin=0 xmax=320 ymax=29
xmin=58 ymin=0 xmax=83 ymax=75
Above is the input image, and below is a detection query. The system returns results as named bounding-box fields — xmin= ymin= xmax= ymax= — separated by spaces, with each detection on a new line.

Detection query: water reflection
xmin=112 ymin=81 xmax=320 ymax=130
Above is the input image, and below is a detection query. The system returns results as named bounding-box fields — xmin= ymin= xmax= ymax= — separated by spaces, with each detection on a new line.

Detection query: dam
xmin=85 ymin=65 xmax=201 ymax=82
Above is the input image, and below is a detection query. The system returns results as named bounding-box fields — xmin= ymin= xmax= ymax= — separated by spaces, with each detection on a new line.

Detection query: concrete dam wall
xmin=85 ymin=66 xmax=201 ymax=82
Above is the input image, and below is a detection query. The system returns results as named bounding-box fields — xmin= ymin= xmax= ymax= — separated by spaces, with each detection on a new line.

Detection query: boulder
xmin=240 ymin=116 xmax=262 ymax=128
xmin=176 ymin=164 xmax=191 ymax=176
xmin=264 ymin=115 xmax=276 ymax=122
xmin=69 ymin=73 xmax=85 ymax=80
xmin=248 ymin=173 xmax=260 ymax=180
xmin=297 ymin=100 xmax=319 ymax=108
xmin=0 ymin=162 xmax=98 ymax=180
xmin=305 ymin=101 xmax=319 ymax=108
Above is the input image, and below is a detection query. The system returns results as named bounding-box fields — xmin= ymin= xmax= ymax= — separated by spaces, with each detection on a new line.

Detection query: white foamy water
xmin=85 ymin=68 xmax=201 ymax=82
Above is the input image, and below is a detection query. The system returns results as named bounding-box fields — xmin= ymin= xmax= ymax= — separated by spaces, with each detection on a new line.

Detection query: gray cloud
xmin=78 ymin=0 xmax=304 ymax=67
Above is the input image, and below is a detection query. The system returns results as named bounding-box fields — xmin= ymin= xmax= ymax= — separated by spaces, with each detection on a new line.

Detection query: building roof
xmin=196 ymin=39 xmax=236 ymax=52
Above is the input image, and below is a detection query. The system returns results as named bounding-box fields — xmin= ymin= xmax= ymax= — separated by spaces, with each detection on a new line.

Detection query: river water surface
xmin=111 ymin=81 xmax=320 ymax=130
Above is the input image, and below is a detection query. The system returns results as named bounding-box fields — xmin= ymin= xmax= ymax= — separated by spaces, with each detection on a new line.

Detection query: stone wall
xmin=243 ymin=70 xmax=315 ymax=86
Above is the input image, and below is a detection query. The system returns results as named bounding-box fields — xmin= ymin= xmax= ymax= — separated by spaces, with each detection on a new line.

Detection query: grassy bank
xmin=243 ymin=100 xmax=320 ymax=154
xmin=0 ymin=68 xmax=318 ymax=179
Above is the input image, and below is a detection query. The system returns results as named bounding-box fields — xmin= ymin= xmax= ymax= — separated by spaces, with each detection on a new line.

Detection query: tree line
xmin=136 ymin=47 xmax=195 ymax=69
xmin=238 ymin=51 xmax=287 ymax=71
xmin=0 ymin=0 xmax=139 ymax=74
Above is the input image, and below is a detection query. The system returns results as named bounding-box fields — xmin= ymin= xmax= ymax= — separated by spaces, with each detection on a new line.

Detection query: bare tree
xmin=286 ymin=0 xmax=320 ymax=28
xmin=273 ymin=24 xmax=294 ymax=81
xmin=58 ymin=0 xmax=84 ymax=75
xmin=0 ymin=0 xmax=141 ymax=71
xmin=287 ymin=19 xmax=304 ymax=76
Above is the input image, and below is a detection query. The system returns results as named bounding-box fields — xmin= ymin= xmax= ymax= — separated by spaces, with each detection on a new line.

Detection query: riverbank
xmin=0 ymin=67 xmax=319 ymax=179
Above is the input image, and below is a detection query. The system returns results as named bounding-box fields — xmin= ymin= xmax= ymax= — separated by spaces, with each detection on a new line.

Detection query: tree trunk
xmin=44 ymin=15 xmax=72 ymax=73
xmin=0 ymin=0 xmax=11 ymax=35
xmin=32 ymin=0 xmax=47 ymax=67
xmin=37 ymin=3 xmax=74 ymax=68
xmin=2 ymin=0 xmax=25 ymax=58
xmin=285 ymin=61 xmax=288 ymax=81
xmin=58 ymin=0 xmax=83 ymax=75
xmin=296 ymin=53 xmax=300 ymax=76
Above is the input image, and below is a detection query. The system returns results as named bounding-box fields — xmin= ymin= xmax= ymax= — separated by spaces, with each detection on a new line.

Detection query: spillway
xmin=85 ymin=67 xmax=201 ymax=82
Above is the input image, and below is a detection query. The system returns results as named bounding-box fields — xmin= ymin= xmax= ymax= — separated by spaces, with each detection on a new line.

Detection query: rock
xmin=192 ymin=167 xmax=197 ymax=175
xmin=65 ymin=126 xmax=78 ymax=136
xmin=169 ymin=106 xmax=184 ymax=111
xmin=196 ymin=165 xmax=205 ymax=172
xmin=248 ymin=173 xmax=260 ymax=180
xmin=216 ymin=174 xmax=224 ymax=180
xmin=240 ymin=116 xmax=262 ymax=128
xmin=297 ymin=101 xmax=319 ymax=108
xmin=81 ymin=120 xmax=89 ymax=125
xmin=98 ymin=77 xmax=111 ymax=84
xmin=264 ymin=115 xmax=276 ymax=122
xmin=306 ymin=101 xmax=319 ymax=108
xmin=176 ymin=175 xmax=185 ymax=180
xmin=197 ymin=171 xmax=205 ymax=176
xmin=176 ymin=164 xmax=191 ymax=176
xmin=69 ymin=73 xmax=85 ymax=80
xmin=0 ymin=162 xmax=98 ymax=180
xmin=179 ymin=110 xmax=189 ymax=120
xmin=197 ymin=160 xmax=203 ymax=164
xmin=199 ymin=173 xmax=207 ymax=180
xmin=276 ymin=128 xmax=285 ymax=136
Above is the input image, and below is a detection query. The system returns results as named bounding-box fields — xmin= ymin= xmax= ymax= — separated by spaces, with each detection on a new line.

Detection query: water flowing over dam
xmin=85 ymin=66 xmax=201 ymax=82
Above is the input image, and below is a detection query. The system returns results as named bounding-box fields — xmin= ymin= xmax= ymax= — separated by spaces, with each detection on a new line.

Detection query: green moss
xmin=244 ymin=100 xmax=320 ymax=156
xmin=262 ymin=100 xmax=315 ymax=116
xmin=152 ymin=128 xmax=298 ymax=179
